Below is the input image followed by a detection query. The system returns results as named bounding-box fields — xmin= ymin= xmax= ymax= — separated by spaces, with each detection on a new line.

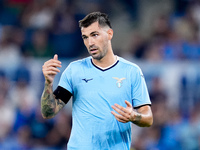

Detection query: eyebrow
xmin=82 ymin=31 xmax=99 ymax=38
xmin=90 ymin=31 xmax=99 ymax=35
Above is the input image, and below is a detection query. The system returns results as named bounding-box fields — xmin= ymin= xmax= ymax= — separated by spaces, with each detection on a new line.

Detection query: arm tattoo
xmin=57 ymin=99 xmax=65 ymax=111
xmin=41 ymin=83 xmax=65 ymax=119
xmin=132 ymin=112 xmax=142 ymax=124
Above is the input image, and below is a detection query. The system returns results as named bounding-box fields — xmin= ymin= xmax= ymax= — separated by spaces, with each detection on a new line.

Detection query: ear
xmin=107 ymin=29 xmax=113 ymax=40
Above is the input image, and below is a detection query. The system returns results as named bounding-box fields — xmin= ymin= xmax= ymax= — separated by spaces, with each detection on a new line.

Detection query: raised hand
xmin=111 ymin=100 xmax=139 ymax=123
xmin=42 ymin=54 xmax=62 ymax=85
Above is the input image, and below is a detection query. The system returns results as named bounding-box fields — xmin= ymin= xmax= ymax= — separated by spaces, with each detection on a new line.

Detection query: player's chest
xmin=72 ymin=71 xmax=131 ymax=94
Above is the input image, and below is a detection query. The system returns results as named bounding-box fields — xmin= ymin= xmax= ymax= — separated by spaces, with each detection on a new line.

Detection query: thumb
xmin=125 ymin=100 xmax=132 ymax=107
xmin=53 ymin=54 xmax=58 ymax=60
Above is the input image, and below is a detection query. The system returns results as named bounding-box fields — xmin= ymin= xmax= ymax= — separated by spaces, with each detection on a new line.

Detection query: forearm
xmin=41 ymin=82 xmax=65 ymax=119
xmin=131 ymin=106 xmax=153 ymax=127
xmin=131 ymin=112 xmax=153 ymax=127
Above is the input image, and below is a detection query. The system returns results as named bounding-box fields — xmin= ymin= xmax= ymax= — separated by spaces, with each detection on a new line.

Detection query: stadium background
xmin=0 ymin=0 xmax=200 ymax=149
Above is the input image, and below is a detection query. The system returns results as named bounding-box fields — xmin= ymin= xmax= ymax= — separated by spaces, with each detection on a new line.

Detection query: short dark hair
xmin=79 ymin=12 xmax=112 ymax=29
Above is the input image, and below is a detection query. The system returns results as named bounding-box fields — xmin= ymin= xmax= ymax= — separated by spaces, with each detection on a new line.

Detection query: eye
xmin=82 ymin=36 xmax=88 ymax=40
xmin=92 ymin=33 xmax=99 ymax=38
xmin=92 ymin=34 xmax=98 ymax=37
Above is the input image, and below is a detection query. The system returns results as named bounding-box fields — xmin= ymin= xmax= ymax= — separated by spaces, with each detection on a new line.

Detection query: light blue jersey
xmin=58 ymin=56 xmax=151 ymax=150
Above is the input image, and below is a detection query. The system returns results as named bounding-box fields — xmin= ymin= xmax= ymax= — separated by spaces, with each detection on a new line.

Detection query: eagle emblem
xmin=112 ymin=77 xmax=126 ymax=88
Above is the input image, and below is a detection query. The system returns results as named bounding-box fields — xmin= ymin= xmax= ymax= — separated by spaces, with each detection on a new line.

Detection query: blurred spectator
xmin=0 ymin=71 xmax=15 ymax=142
xmin=24 ymin=29 xmax=54 ymax=58
xmin=73 ymin=0 xmax=106 ymax=15
xmin=174 ymin=0 xmax=190 ymax=17
xmin=142 ymin=38 xmax=164 ymax=61
xmin=118 ymin=0 xmax=139 ymax=21
xmin=0 ymin=1 xmax=19 ymax=25
xmin=12 ymin=27 xmax=26 ymax=55
xmin=127 ymin=31 xmax=148 ymax=59
xmin=151 ymin=14 xmax=171 ymax=41
xmin=158 ymin=109 xmax=183 ymax=150
xmin=29 ymin=106 xmax=54 ymax=148
xmin=0 ymin=26 xmax=22 ymax=77
xmin=10 ymin=65 xmax=38 ymax=109
xmin=162 ymin=31 xmax=184 ymax=60
xmin=178 ymin=104 xmax=200 ymax=150
xmin=174 ymin=7 xmax=197 ymax=42
xmin=149 ymin=77 xmax=168 ymax=127
xmin=144 ymin=14 xmax=172 ymax=61
xmin=20 ymin=0 xmax=56 ymax=29
xmin=52 ymin=2 xmax=77 ymax=34
xmin=45 ymin=110 xmax=72 ymax=149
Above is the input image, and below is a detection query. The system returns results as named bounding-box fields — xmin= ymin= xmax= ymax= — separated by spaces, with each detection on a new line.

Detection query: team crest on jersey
xmin=112 ymin=77 xmax=126 ymax=88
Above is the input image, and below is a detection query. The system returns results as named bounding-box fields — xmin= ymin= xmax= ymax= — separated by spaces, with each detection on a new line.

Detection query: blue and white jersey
xmin=58 ymin=56 xmax=151 ymax=150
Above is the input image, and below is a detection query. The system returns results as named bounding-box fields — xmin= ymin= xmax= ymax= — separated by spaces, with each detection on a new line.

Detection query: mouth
xmin=89 ymin=48 xmax=98 ymax=54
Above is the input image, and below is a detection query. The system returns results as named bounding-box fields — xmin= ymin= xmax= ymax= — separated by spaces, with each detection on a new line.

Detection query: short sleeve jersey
xmin=58 ymin=56 xmax=151 ymax=150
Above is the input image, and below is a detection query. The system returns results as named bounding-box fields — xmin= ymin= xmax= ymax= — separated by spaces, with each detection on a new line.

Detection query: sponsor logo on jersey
xmin=82 ymin=78 xmax=93 ymax=83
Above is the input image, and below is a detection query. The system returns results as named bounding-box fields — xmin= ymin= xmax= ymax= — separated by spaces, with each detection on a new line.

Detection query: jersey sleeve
xmin=58 ymin=63 xmax=73 ymax=94
xmin=131 ymin=67 xmax=151 ymax=107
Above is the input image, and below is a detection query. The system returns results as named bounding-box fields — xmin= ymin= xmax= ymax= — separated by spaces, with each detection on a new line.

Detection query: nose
xmin=88 ymin=37 xmax=94 ymax=47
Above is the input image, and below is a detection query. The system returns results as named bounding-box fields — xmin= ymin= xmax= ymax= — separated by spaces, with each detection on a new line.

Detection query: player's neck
xmin=92 ymin=52 xmax=117 ymax=69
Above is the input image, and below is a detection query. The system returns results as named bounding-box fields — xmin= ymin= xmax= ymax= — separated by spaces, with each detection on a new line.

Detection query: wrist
xmin=45 ymin=80 xmax=53 ymax=87
xmin=132 ymin=112 xmax=142 ymax=123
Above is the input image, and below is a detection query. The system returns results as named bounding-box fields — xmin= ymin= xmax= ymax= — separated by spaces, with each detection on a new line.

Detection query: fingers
xmin=112 ymin=104 xmax=130 ymax=118
xmin=111 ymin=100 xmax=134 ymax=123
xmin=111 ymin=111 xmax=128 ymax=123
xmin=111 ymin=104 xmax=127 ymax=114
xmin=43 ymin=66 xmax=60 ymax=74
xmin=53 ymin=54 xmax=58 ymax=60
xmin=42 ymin=54 xmax=62 ymax=83
xmin=45 ymin=55 xmax=61 ymax=67
xmin=112 ymin=103 xmax=130 ymax=114
xmin=44 ymin=61 xmax=61 ymax=68
xmin=42 ymin=61 xmax=61 ymax=73
xmin=125 ymin=100 xmax=132 ymax=107
xmin=43 ymin=54 xmax=62 ymax=69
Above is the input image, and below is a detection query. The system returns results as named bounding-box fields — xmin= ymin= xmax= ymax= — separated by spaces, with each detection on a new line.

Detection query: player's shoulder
xmin=118 ymin=56 xmax=141 ymax=70
xmin=67 ymin=57 xmax=91 ymax=70
xmin=118 ymin=56 xmax=144 ymax=76
xmin=69 ymin=57 xmax=90 ymax=65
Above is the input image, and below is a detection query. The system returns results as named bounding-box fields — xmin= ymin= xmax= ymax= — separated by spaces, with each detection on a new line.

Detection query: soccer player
xmin=41 ymin=12 xmax=153 ymax=150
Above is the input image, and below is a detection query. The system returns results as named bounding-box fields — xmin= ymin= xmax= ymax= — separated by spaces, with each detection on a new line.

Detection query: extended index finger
xmin=53 ymin=54 xmax=58 ymax=60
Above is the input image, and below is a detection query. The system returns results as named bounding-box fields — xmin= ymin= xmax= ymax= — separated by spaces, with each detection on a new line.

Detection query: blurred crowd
xmin=0 ymin=0 xmax=200 ymax=149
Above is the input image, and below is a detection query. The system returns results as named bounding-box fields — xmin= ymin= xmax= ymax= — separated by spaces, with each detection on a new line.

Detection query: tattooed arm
xmin=131 ymin=105 xmax=153 ymax=127
xmin=41 ymin=82 xmax=65 ymax=119
xmin=41 ymin=54 xmax=64 ymax=119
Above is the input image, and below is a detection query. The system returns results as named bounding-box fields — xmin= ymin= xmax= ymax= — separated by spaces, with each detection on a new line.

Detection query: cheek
xmin=98 ymin=37 xmax=106 ymax=47
xmin=101 ymin=38 xmax=108 ymax=48
xmin=84 ymin=41 xmax=89 ymax=48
